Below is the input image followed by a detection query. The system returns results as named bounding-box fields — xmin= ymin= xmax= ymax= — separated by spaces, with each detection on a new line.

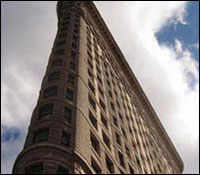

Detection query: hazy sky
xmin=1 ymin=1 xmax=199 ymax=174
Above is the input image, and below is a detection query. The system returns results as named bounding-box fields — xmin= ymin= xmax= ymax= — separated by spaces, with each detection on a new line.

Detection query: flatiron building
xmin=13 ymin=1 xmax=184 ymax=174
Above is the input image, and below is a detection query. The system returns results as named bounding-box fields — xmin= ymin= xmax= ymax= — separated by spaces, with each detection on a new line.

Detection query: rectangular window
xmin=98 ymin=86 xmax=104 ymax=97
xmin=74 ymin=23 xmax=79 ymax=29
xmin=59 ymin=32 xmax=67 ymax=39
xmin=87 ymin=50 xmax=93 ymax=60
xmin=97 ymin=75 xmax=103 ymax=85
xmin=87 ymin=43 xmax=92 ymax=52
xmin=106 ymin=155 xmax=114 ymax=174
xmin=118 ymin=151 xmax=125 ymax=168
xmin=117 ymin=101 xmax=121 ymax=109
xmin=64 ymin=106 xmax=73 ymax=123
xmin=69 ymin=61 xmax=76 ymax=71
xmin=66 ymin=88 xmax=74 ymax=101
xmin=39 ymin=104 xmax=53 ymax=119
xmin=99 ymin=99 xmax=106 ymax=112
xmin=89 ymin=95 xmax=96 ymax=111
xmin=88 ymin=69 xmax=94 ymax=81
xmin=72 ymin=42 xmax=77 ymax=49
xmin=73 ymin=28 xmax=78 ymax=34
xmin=73 ymin=35 xmax=77 ymax=42
xmin=33 ymin=130 xmax=49 ymax=143
xmin=126 ymin=145 xmax=131 ymax=159
xmin=57 ymin=166 xmax=69 ymax=174
xmin=116 ymin=133 xmax=121 ymax=146
xmin=91 ymin=158 xmax=101 ymax=174
xmin=102 ymin=131 xmax=110 ymax=150
xmin=60 ymin=27 xmax=68 ymax=32
xmin=96 ymin=66 xmax=101 ymax=75
xmin=56 ymin=40 xmax=66 ymax=47
xmin=136 ymin=156 xmax=141 ymax=167
xmin=110 ymin=102 xmax=115 ymax=111
xmin=43 ymin=86 xmax=57 ymax=98
xmin=114 ymin=90 xmax=118 ymax=97
xmin=25 ymin=164 xmax=43 ymax=174
xmin=89 ymin=110 xmax=97 ymax=130
xmin=55 ymin=49 xmax=65 ymax=56
xmin=71 ymin=51 xmax=77 ymax=59
xmin=108 ymin=91 xmax=113 ymax=98
xmin=68 ymin=73 xmax=75 ymax=86
xmin=119 ymin=113 xmax=123 ymax=122
xmin=90 ymin=132 xmax=100 ymax=156
xmin=62 ymin=21 xmax=69 ymax=26
xmin=101 ymin=113 xmax=108 ymax=129
xmin=88 ymin=81 xmax=95 ymax=95
xmin=107 ymin=80 xmax=111 ymax=87
xmin=113 ymin=116 xmax=118 ymax=127
xmin=48 ymin=71 xmax=60 ymax=82
xmin=129 ymin=126 xmax=133 ymax=134
xmin=129 ymin=165 xmax=135 ymax=174
xmin=88 ymin=59 xmax=93 ymax=70
xmin=51 ymin=59 xmax=62 ymax=68
xmin=122 ymin=128 xmax=127 ymax=139
xmin=61 ymin=131 xmax=71 ymax=147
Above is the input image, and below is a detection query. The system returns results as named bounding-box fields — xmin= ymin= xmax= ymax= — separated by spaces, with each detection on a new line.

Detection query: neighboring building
xmin=13 ymin=1 xmax=184 ymax=174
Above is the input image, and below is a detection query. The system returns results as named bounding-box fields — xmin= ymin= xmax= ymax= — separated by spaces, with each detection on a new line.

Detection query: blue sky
xmin=1 ymin=1 xmax=199 ymax=174
xmin=156 ymin=1 xmax=199 ymax=62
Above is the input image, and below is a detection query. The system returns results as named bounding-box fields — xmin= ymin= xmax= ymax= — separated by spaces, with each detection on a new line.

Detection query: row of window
xmin=25 ymin=163 xmax=69 ymax=174
xmin=33 ymin=128 xmax=71 ymax=147
xmin=39 ymin=103 xmax=73 ymax=124
xmin=42 ymin=85 xmax=75 ymax=102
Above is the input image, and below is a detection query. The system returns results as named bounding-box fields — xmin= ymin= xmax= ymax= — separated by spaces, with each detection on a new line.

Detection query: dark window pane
xmin=51 ymin=59 xmax=62 ymax=68
xmin=129 ymin=165 xmax=135 ymax=174
xmin=54 ymin=49 xmax=65 ymax=56
xmin=71 ymin=51 xmax=77 ymax=59
xmin=88 ymin=81 xmax=95 ymax=95
xmin=116 ymin=133 xmax=121 ymax=146
xmin=61 ymin=131 xmax=71 ymax=147
xmin=89 ymin=110 xmax=97 ymax=130
xmin=113 ymin=116 xmax=118 ymax=127
xmin=69 ymin=61 xmax=75 ymax=70
xmin=66 ymin=88 xmax=74 ymax=101
xmin=72 ymin=42 xmax=77 ymax=49
xmin=89 ymin=95 xmax=96 ymax=111
xmin=102 ymin=132 xmax=110 ymax=150
xmin=59 ymin=32 xmax=67 ymax=39
xmin=90 ymin=132 xmax=100 ymax=155
xmin=100 ymin=99 xmax=106 ymax=112
xmin=48 ymin=72 xmax=61 ymax=82
xmin=44 ymin=86 xmax=57 ymax=98
xmin=25 ymin=164 xmax=43 ymax=174
xmin=39 ymin=104 xmax=53 ymax=119
xmin=68 ymin=73 xmax=75 ymax=86
xmin=57 ymin=166 xmax=69 ymax=174
xmin=101 ymin=113 xmax=108 ymax=129
xmin=106 ymin=155 xmax=114 ymax=174
xmin=118 ymin=151 xmax=125 ymax=168
xmin=56 ymin=40 xmax=66 ymax=47
xmin=91 ymin=158 xmax=101 ymax=174
xmin=64 ymin=107 xmax=73 ymax=123
xmin=33 ymin=130 xmax=48 ymax=143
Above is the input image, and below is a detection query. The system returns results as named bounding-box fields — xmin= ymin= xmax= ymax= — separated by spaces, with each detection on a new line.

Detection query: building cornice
xmin=81 ymin=1 xmax=184 ymax=173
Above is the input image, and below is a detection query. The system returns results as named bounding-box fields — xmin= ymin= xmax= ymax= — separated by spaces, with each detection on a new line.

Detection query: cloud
xmin=175 ymin=39 xmax=183 ymax=53
xmin=1 ymin=127 xmax=26 ymax=174
xmin=1 ymin=1 xmax=199 ymax=174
